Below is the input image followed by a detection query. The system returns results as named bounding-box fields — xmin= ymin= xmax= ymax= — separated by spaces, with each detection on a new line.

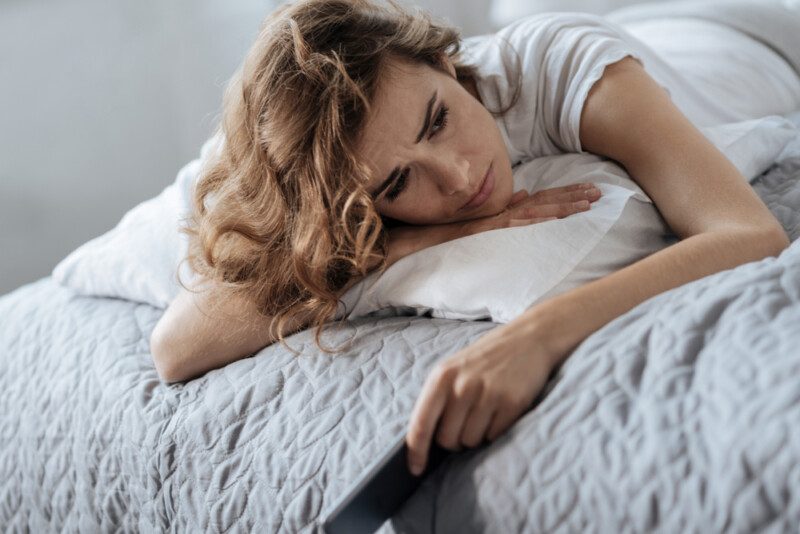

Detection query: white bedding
xmin=51 ymin=117 xmax=797 ymax=322
xmin=623 ymin=16 xmax=800 ymax=121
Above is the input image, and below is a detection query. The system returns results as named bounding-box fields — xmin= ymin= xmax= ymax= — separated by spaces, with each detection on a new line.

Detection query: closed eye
xmin=385 ymin=168 xmax=408 ymax=201
xmin=429 ymin=105 xmax=449 ymax=138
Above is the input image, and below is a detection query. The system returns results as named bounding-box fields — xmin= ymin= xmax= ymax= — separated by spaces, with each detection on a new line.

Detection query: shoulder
xmin=461 ymin=12 xmax=640 ymax=84
xmin=460 ymin=12 xmax=646 ymax=158
xmin=493 ymin=12 xmax=632 ymax=51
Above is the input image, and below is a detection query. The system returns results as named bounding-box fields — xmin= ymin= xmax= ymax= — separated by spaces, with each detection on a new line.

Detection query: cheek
xmin=484 ymin=161 xmax=515 ymax=219
xmin=380 ymin=188 xmax=454 ymax=225
xmin=497 ymin=163 xmax=515 ymax=203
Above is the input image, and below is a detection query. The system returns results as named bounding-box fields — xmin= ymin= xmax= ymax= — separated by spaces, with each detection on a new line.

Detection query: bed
xmin=2 ymin=102 xmax=800 ymax=532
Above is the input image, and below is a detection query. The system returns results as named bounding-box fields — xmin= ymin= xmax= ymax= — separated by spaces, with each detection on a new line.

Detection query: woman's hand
xmin=386 ymin=183 xmax=601 ymax=267
xmin=405 ymin=321 xmax=558 ymax=476
xmin=469 ymin=181 xmax=601 ymax=232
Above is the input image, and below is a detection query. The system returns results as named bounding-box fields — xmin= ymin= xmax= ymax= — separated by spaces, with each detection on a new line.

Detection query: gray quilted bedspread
xmin=2 ymin=111 xmax=800 ymax=533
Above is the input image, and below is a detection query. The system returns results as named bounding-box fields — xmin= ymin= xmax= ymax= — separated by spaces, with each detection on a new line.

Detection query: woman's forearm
xmin=520 ymin=226 xmax=790 ymax=367
xmin=151 ymin=229 xmax=446 ymax=383
xmin=151 ymin=188 xmax=602 ymax=382
xmin=150 ymin=284 xmax=292 ymax=382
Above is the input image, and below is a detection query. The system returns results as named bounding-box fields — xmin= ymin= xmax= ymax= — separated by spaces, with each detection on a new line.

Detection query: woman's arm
xmin=403 ymin=56 xmax=790 ymax=475
xmin=537 ymin=54 xmax=790 ymax=358
xmin=150 ymin=280 xmax=296 ymax=383
xmin=150 ymin=185 xmax=600 ymax=382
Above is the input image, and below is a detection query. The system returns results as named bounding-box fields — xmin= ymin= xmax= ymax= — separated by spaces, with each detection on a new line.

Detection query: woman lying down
xmin=150 ymin=0 xmax=800 ymax=477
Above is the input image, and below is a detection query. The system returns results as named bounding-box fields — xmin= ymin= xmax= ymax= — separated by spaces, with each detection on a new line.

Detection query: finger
xmin=530 ymin=187 xmax=601 ymax=205
xmin=459 ymin=398 xmax=497 ymax=448
xmin=406 ymin=366 xmax=453 ymax=476
xmin=508 ymin=190 xmax=529 ymax=207
xmin=435 ymin=378 xmax=483 ymax=451
xmin=507 ymin=217 xmax=557 ymax=227
xmin=513 ymin=200 xmax=591 ymax=220
xmin=530 ymin=182 xmax=594 ymax=200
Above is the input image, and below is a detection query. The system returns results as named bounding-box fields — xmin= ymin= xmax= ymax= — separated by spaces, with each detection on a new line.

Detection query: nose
xmin=432 ymin=154 xmax=471 ymax=196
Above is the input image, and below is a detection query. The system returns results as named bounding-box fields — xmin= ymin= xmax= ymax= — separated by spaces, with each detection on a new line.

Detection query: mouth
xmin=460 ymin=163 xmax=494 ymax=211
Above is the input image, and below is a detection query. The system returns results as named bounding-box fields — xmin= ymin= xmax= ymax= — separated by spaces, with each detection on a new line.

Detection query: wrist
xmin=515 ymin=299 xmax=575 ymax=368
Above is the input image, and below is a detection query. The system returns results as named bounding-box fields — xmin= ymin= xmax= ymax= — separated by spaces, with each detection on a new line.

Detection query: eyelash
xmin=385 ymin=105 xmax=450 ymax=202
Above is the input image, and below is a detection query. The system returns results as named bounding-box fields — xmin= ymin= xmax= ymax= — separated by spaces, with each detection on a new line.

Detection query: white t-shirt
xmin=460 ymin=12 xmax=800 ymax=165
xmin=462 ymin=12 xmax=648 ymax=161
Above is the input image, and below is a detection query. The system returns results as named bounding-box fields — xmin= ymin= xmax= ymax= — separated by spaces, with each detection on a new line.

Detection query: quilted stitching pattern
xmin=0 ymin=284 xmax=495 ymax=532
xmin=396 ymin=242 xmax=800 ymax=533
xmin=2 ymin=113 xmax=800 ymax=533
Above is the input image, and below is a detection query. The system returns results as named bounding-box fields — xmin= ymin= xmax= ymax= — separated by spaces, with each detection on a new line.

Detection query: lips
xmin=460 ymin=164 xmax=494 ymax=211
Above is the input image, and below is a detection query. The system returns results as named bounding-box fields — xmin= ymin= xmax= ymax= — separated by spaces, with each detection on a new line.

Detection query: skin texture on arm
xmin=535 ymin=54 xmax=791 ymax=358
xmin=580 ymin=56 xmax=789 ymax=241
xmin=404 ymin=56 xmax=790 ymax=475
xmin=149 ymin=279 xmax=304 ymax=383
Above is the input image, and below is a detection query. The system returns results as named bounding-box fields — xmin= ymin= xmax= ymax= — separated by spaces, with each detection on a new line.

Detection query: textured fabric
xmin=386 ymin=112 xmax=800 ymax=533
xmin=2 ymin=112 xmax=800 ymax=533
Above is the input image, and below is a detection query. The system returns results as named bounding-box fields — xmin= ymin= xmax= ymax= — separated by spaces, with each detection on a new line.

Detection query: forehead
xmin=357 ymin=59 xmax=440 ymax=178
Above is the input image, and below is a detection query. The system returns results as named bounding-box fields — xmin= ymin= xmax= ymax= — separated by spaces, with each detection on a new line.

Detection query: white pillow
xmin=337 ymin=115 xmax=798 ymax=321
xmin=52 ymin=134 xmax=223 ymax=308
xmin=338 ymin=156 xmax=666 ymax=322
xmin=52 ymin=116 xmax=796 ymax=316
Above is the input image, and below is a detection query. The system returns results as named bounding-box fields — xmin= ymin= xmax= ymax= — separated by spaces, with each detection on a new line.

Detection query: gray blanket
xmin=2 ymin=115 xmax=800 ymax=532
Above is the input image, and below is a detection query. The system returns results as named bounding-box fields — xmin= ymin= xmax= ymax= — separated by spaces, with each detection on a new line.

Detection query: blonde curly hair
xmin=179 ymin=0 xmax=481 ymax=353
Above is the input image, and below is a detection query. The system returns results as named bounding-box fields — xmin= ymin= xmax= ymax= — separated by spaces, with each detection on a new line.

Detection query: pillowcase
xmin=52 ymin=116 xmax=797 ymax=318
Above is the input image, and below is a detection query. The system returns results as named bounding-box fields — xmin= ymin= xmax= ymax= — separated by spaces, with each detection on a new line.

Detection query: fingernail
xmin=575 ymin=200 xmax=590 ymax=209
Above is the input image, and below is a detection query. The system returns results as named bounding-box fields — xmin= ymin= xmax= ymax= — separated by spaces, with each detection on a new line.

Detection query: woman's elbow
xmin=149 ymin=322 xmax=185 ymax=383
xmin=763 ymin=224 xmax=791 ymax=257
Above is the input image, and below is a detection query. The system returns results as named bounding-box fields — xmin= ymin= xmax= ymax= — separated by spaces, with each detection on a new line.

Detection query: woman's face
xmin=357 ymin=56 xmax=514 ymax=226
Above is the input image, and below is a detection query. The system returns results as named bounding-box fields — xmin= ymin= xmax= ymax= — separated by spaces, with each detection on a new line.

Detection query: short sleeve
xmin=464 ymin=13 xmax=645 ymax=159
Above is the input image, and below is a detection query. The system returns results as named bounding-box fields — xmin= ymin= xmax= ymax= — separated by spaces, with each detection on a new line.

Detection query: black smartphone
xmin=320 ymin=433 xmax=451 ymax=534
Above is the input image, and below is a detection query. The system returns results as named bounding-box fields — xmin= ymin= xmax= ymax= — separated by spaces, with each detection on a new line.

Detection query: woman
xmin=150 ymin=0 xmax=799 ymax=477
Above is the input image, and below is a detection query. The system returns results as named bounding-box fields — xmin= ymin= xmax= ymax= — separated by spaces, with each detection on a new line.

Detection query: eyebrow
xmin=371 ymin=90 xmax=438 ymax=200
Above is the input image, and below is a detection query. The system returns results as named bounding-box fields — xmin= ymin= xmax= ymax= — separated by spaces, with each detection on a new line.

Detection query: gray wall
xmin=7 ymin=0 xmax=664 ymax=297
xmin=0 ymin=0 xmax=500 ymax=297
xmin=0 ymin=0 xmax=279 ymax=297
